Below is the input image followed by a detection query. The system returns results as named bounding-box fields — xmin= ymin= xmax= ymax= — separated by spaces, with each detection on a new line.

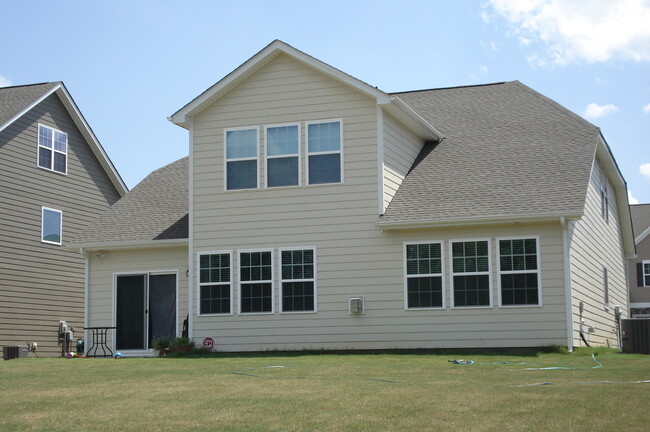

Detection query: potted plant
xmin=170 ymin=337 xmax=195 ymax=352
xmin=151 ymin=337 xmax=170 ymax=357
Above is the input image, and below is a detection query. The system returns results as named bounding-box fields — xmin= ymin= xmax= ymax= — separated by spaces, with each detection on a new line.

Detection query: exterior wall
xmin=629 ymin=235 xmax=650 ymax=314
xmin=85 ymin=246 xmax=188 ymax=353
xmin=0 ymin=94 xmax=122 ymax=357
xmin=382 ymin=112 xmax=423 ymax=211
xmin=568 ymin=160 xmax=629 ymax=348
xmin=188 ymin=54 xmax=568 ymax=351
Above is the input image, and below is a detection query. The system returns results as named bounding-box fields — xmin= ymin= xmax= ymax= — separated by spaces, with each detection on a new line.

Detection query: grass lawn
xmin=1 ymin=348 xmax=649 ymax=431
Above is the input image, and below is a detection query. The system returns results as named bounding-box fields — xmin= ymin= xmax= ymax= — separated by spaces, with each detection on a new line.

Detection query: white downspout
xmin=561 ymin=217 xmax=574 ymax=351
xmin=187 ymin=117 xmax=195 ymax=340
xmin=81 ymin=248 xmax=90 ymax=356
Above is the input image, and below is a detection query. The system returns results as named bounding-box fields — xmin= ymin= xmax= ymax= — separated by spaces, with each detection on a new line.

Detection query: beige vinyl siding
xmin=85 ymin=246 xmax=188 ymax=352
xmin=568 ymin=159 xmax=629 ymax=348
xmin=0 ymin=93 xmax=121 ymax=357
xmin=629 ymin=236 xmax=650 ymax=304
xmin=382 ymin=112 xmax=423 ymax=212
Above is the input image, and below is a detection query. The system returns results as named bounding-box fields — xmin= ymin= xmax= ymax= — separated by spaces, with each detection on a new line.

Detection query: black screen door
xmin=148 ymin=274 xmax=177 ymax=344
xmin=115 ymin=275 xmax=146 ymax=350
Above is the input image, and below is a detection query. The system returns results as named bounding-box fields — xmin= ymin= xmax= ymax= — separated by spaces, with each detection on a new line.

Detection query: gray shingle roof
xmin=630 ymin=204 xmax=650 ymax=240
xmin=0 ymin=82 xmax=59 ymax=128
xmin=71 ymin=157 xmax=188 ymax=245
xmin=381 ymin=81 xmax=599 ymax=224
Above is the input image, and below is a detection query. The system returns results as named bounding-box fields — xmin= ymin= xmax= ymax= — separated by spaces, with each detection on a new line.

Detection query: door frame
xmin=112 ymin=270 xmax=179 ymax=353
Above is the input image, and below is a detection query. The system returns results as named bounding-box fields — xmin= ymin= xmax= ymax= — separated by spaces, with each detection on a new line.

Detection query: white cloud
xmin=480 ymin=65 xmax=489 ymax=74
xmin=628 ymin=190 xmax=639 ymax=204
xmin=485 ymin=0 xmax=650 ymax=65
xmin=641 ymin=163 xmax=650 ymax=178
xmin=643 ymin=103 xmax=650 ymax=113
xmin=0 ymin=75 xmax=11 ymax=87
xmin=583 ymin=103 xmax=619 ymax=119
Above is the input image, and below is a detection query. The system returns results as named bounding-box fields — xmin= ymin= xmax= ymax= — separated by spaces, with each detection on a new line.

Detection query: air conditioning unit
xmin=349 ymin=296 xmax=364 ymax=315
xmin=3 ymin=345 xmax=28 ymax=360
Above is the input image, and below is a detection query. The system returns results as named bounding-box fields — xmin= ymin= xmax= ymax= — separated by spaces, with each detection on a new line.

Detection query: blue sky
xmin=2 ymin=0 xmax=649 ymax=203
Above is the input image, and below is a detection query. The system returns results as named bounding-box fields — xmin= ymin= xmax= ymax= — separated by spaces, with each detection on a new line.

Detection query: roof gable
xmin=0 ymin=82 xmax=128 ymax=196
xmin=169 ymin=40 xmax=443 ymax=141
xmin=631 ymin=204 xmax=650 ymax=244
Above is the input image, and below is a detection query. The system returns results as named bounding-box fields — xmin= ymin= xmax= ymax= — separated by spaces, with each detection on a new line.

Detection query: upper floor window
xmin=643 ymin=262 xmax=650 ymax=287
xmin=307 ymin=120 xmax=342 ymax=185
xmin=498 ymin=238 xmax=540 ymax=306
xmin=600 ymin=170 xmax=609 ymax=223
xmin=265 ymin=124 xmax=300 ymax=187
xmin=198 ymin=252 xmax=232 ymax=315
xmin=405 ymin=242 xmax=444 ymax=309
xmin=603 ymin=267 xmax=609 ymax=307
xmin=38 ymin=124 xmax=67 ymax=174
xmin=225 ymin=127 xmax=258 ymax=190
xmin=41 ymin=207 xmax=62 ymax=245
xmin=451 ymin=240 xmax=491 ymax=307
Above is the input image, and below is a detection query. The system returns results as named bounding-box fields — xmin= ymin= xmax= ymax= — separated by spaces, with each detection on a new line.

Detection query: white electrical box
xmin=349 ymin=297 xmax=364 ymax=314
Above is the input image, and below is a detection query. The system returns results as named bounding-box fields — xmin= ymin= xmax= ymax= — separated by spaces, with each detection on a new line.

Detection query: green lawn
xmin=1 ymin=349 xmax=649 ymax=431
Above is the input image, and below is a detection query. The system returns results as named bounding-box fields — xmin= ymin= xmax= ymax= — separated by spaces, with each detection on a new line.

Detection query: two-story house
xmin=629 ymin=204 xmax=650 ymax=317
xmin=0 ymin=82 xmax=127 ymax=356
xmin=71 ymin=40 xmax=634 ymax=354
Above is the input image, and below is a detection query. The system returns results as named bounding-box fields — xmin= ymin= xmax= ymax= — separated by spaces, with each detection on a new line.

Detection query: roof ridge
xmin=390 ymin=81 xmax=508 ymax=95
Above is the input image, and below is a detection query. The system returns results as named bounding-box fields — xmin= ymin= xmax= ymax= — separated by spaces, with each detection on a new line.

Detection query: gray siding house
xmin=629 ymin=204 xmax=650 ymax=317
xmin=0 ymin=82 xmax=127 ymax=356
xmin=72 ymin=41 xmax=634 ymax=354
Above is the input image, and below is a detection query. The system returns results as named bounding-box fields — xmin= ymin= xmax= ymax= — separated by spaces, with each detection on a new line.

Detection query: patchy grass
xmin=1 ymin=350 xmax=649 ymax=431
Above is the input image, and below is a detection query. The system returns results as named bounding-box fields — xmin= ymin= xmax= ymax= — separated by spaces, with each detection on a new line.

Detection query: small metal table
xmin=84 ymin=327 xmax=116 ymax=358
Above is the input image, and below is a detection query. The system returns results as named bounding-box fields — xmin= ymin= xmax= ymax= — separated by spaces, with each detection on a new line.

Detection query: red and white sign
xmin=202 ymin=337 xmax=214 ymax=350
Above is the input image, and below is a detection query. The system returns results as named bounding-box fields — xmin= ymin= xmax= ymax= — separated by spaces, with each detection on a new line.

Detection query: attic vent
xmin=349 ymin=297 xmax=365 ymax=315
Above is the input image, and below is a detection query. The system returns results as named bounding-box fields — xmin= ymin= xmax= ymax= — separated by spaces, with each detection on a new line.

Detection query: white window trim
xmin=197 ymin=250 xmax=233 ymax=316
xmin=496 ymin=236 xmax=543 ymax=308
xmin=403 ymin=241 xmax=446 ymax=310
xmin=37 ymin=123 xmax=68 ymax=175
xmin=279 ymin=246 xmax=317 ymax=314
xmin=41 ymin=206 xmax=62 ymax=245
xmin=238 ymin=248 xmax=275 ymax=315
xmin=305 ymin=118 xmax=344 ymax=185
xmin=224 ymin=126 xmax=260 ymax=191
xmin=264 ymin=122 xmax=301 ymax=188
xmin=643 ymin=261 xmax=650 ymax=287
xmin=450 ymin=238 xmax=492 ymax=309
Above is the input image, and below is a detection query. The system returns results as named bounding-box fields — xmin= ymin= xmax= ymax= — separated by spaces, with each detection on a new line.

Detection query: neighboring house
xmin=0 ymin=82 xmax=127 ymax=356
xmin=71 ymin=41 xmax=635 ymax=354
xmin=629 ymin=204 xmax=650 ymax=317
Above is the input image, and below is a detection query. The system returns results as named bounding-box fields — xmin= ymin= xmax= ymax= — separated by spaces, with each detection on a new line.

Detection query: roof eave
xmin=69 ymin=238 xmax=188 ymax=251
xmin=383 ymin=96 xmax=445 ymax=142
xmin=169 ymin=40 xmax=392 ymax=127
xmin=376 ymin=212 xmax=583 ymax=230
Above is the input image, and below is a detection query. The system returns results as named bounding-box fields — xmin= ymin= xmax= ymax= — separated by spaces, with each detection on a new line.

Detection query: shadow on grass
xmin=165 ymin=345 xmax=619 ymax=360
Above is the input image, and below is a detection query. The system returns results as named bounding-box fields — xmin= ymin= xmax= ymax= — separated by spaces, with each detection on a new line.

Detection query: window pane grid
xmin=199 ymin=253 xmax=231 ymax=314
xmin=38 ymin=125 xmax=66 ymax=173
xmin=644 ymin=263 xmax=650 ymax=286
xmin=406 ymin=243 xmax=443 ymax=309
xmin=307 ymin=121 xmax=342 ymax=184
xmin=226 ymin=128 xmax=258 ymax=190
xmin=498 ymin=238 xmax=540 ymax=306
xmin=281 ymin=249 xmax=315 ymax=312
xmin=451 ymin=241 xmax=490 ymax=307
xmin=240 ymin=251 xmax=273 ymax=313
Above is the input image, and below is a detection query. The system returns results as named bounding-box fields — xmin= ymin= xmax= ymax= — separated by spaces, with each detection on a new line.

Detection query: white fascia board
xmin=169 ymin=40 xmax=392 ymax=128
xmin=67 ymin=238 xmax=188 ymax=251
xmin=376 ymin=212 xmax=583 ymax=230
xmin=55 ymin=84 xmax=129 ymax=196
xmin=383 ymin=96 xmax=444 ymax=142
xmin=636 ymin=225 xmax=650 ymax=245
xmin=0 ymin=84 xmax=59 ymax=134
xmin=595 ymin=134 xmax=636 ymax=257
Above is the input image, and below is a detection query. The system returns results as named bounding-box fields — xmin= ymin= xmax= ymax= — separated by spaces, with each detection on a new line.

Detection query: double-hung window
xmin=198 ymin=252 xmax=232 ymax=314
xmin=280 ymin=248 xmax=316 ymax=312
xmin=451 ymin=240 xmax=491 ymax=307
xmin=306 ymin=120 xmax=342 ymax=184
xmin=239 ymin=250 xmax=274 ymax=314
xmin=644 ymin=261 xmax=650 ymax=287
xmin=41 ymin=207 xmax=62 ymax=245
xmin=225 ymin=127 xmax=258 ymax=190
xmin=265 ymin=124 xmax=300 ymax=187
xmin=498 ymin=238 xmax=540 ymax=306
xmin=405 ymin=242 xmax=444 ymax=309
xmin=38 ymin=124 xmax=67 ymax=174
